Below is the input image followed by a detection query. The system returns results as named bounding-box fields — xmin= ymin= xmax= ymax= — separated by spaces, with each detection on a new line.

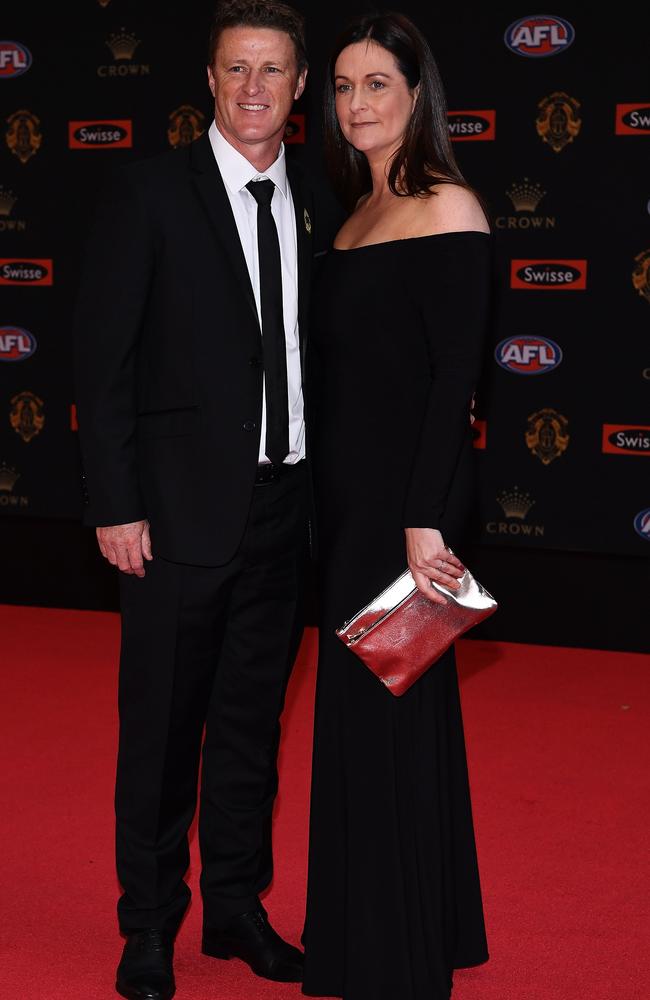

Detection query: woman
xmin=301 ymin=12 xmax=492 ymax=1000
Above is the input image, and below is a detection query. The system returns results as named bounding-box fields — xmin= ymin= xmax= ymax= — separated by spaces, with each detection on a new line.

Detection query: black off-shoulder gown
xmin=301 ymin=232 xmax=493 ymax=1000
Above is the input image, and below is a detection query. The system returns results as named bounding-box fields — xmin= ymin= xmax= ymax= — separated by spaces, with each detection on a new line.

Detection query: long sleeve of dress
xmin=401 ymin=233 xmax=493 ymax=529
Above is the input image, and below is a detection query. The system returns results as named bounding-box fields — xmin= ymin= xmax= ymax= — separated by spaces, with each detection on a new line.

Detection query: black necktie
xmin=246 ymin=178 xmax=289 ymax=466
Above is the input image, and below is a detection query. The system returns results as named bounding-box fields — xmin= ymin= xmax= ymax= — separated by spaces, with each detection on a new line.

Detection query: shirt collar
xmin=208 ymin=121 xmax=288 ymax=199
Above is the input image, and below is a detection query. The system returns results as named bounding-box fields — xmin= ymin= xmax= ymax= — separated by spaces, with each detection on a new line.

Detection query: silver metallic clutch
xmin=336 ymin=554 xmax=498 ymax=696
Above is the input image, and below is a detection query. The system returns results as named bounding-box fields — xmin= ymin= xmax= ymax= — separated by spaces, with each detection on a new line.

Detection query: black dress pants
xmin=115 ymin=463 xmax=308 ymax=937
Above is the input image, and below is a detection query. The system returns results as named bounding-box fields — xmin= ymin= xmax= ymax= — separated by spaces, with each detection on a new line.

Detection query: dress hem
xmin=301 ymin=952 xmax=490 ymax=997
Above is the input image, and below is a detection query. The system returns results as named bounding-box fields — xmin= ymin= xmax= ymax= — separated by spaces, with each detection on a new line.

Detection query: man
xmin=74 ymin=3 xmax=322 ymax=998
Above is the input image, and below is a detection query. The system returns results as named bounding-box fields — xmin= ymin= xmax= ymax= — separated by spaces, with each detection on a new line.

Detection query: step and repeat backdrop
xmin=0 ymin=4 xmax=648 ymax=555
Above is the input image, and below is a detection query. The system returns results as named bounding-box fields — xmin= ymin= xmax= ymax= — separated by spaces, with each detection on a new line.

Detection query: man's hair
xmin=208 ymin=0 xmax=308 ymax=73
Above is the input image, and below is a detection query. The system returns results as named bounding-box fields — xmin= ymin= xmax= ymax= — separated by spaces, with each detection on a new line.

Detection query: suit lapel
xmin=286 ymin=159 xmax=312 ymax=369
xmin=189 ymin=133 xmax=260 ymax=340
xmin=190 ymin=134 xmax=312 ymax=371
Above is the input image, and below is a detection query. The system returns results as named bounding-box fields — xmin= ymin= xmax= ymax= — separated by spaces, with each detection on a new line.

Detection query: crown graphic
xmin=506 ymin=178 xmax=546 ymax=212
xmin=106 ymin=28 xmax=140 ymax=60
xmin=0 ymin=187 xmax=17 ymax=217
xmin=0 ymin=462 xmax=20 ymax=492
xmin=496 ymin=486 xmax=535 ymax=519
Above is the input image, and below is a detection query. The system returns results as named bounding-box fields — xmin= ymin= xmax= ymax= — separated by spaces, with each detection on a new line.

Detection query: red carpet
xmin=1 ymin=604 xmax=648 ymax=1000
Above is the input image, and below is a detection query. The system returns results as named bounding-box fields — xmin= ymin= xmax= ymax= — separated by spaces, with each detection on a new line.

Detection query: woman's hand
xmin=405 ymin=527 xmax=465 ymax=605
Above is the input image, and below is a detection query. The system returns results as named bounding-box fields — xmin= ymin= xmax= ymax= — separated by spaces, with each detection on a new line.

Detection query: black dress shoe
xmin=202 ymin=903 xmax=303 ymax=982
xmin=116 ymin=928 xmax=176 ymax=1000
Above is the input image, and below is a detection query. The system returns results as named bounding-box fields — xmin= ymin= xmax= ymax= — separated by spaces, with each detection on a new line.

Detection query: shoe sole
xmin=201 ymin=939 xmax=302 ymax=983
xmin=116 ymin=981 xmax=176 ymax=1000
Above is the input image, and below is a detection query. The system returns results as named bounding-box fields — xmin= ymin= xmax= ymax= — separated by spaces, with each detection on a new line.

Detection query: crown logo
xmin=496 ymin=486 xmax=535 ymax=519
xmin=0 ymin=186 xmax=17 ymax=217
xmin=106 ymin=29 xmax=140 ymax=61
xmin=506 ymin=178 xmax=546 ymax=212
xmin=0 ymin=462 xmax=19 ymax=492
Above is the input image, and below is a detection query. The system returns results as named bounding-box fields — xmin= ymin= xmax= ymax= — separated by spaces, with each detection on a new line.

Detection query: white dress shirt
xmin=208 ymin=121 xmax=305 ymax=465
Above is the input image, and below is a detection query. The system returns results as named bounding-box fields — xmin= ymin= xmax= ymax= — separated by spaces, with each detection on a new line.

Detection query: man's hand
xmin=405 ymin=527 xmax=465 ymax=605
xmin=96 ymin=520 xmax=153 ymax=578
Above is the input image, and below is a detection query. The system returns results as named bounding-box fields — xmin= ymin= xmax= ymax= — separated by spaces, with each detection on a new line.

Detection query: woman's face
xmin=334 ymin=40 xmax=418 ymax=160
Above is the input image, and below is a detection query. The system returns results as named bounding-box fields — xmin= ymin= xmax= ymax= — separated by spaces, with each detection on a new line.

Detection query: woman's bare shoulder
xmin=415 ymin=182 xmax=490 ymax=235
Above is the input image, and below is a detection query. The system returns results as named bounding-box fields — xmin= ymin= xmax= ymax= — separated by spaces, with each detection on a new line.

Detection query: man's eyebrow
xmin=224 ymin=57 xmax=285 ymax=65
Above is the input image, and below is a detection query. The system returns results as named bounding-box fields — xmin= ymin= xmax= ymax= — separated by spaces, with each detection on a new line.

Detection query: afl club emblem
xmin=525 ymin=408 xmax=570 ymax=464
xmin=536 ymin=92 xmax=581 ymax=152
xmin=5 ymin=109 xmax=42 ymax=164
xmin=10 ymin=390 xmax=45 ymax=443
xmin=632 ymin=249 xmax=650 ymax=305
xmin=167 ymin=105 xmax=205 ymax=147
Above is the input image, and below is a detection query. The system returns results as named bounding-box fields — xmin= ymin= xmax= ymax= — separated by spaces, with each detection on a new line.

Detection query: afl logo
xmin=496 ymin=335 xmax=562 ymax=375
xmin=0 ymin=326 xmax=37 ymax=361
xmin=0 ymin=42 xmax=32 ymax=79
xmin=0 ymin=258 xmax=53 ymax=286
xmin=68 ymin=120 xmax=133 ymax=149
xmin=633 ymin=509 xmax=650 ymax=540
xmin=504 ymin=16 xmax=574 ymax=57
xmin=511 ymin=259 xmax=587 ymax=290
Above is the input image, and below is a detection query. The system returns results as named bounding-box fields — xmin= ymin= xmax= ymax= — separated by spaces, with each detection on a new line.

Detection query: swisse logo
xmin=511 ymin=259 xmax=587 ymax=290
xmin=0 ymin=42 xmax=32 ymax=79
xmin=448 ymin=110 xmax=495 ymax=141
xmin=0 ymin=326 xmax=37 ymax=361
xmin=602 ymin=424 xmax=650 ymax=455
xmin=504 ymin=16 xmax=574 ymax=57
xmin=68 ymin=120 xmax=132 ymax=149
xmin=615 ymin=104 xmax=650 ymax=136
xmin=495 ymin=335 xmax=562 ymax=375
xmin=0 ymin=258 xmax=53 ymax=286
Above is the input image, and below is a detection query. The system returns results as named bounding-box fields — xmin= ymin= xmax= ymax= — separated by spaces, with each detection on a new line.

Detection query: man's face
xmin=208 ymin=26 xmax=306 ymax=157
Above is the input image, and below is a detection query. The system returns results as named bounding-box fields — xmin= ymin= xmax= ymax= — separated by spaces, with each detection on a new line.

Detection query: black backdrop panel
xmin=1 ymin=4 xmax=649 ymax=557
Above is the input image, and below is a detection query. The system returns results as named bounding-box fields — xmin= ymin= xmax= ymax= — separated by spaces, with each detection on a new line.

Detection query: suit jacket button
xmin=243 ymin=420 xmax=256 ymax=432
xmin=249 ymin=356 xmax=261 ymax=367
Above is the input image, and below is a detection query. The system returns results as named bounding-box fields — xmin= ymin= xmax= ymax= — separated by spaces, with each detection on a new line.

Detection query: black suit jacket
xmin=74 ymin=132 xmax=322 ymax=566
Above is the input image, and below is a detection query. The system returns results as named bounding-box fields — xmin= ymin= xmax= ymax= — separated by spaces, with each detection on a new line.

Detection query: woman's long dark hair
xmin=324 ymin=11 xmax=489 ymax=217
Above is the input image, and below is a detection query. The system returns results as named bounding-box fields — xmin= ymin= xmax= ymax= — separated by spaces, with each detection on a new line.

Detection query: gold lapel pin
xmin=304 ymin=208 xmax=312 ymax=235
